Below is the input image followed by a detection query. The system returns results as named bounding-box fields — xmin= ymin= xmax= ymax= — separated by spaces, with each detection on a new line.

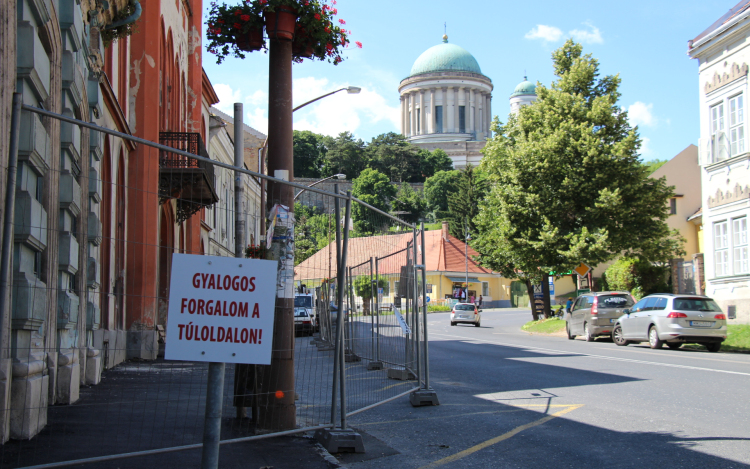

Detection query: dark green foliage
xmin=366 ymin=132 xmax=421 ymax=183
xmin=353 ymin=275 xmax=389 ymax=314
xmin=475 ymin=40 xmax=685 ymax=289
xmin=420 ymin=148 xmax=454 ymax=180
xmin=351 ymin=168 xmax=397 ymax=234
xmin=446 ymin=164 xmax=488 ymax=239
xmin=293 ymin=130 xmax=327 ymax=178
xmin=322 ymin=131 xmax=368 ymax=178
xmin=424 ymin=170 xmax=461 ymax=219
xmin=294 ymin=202 xmax=333 ymax=266
xmin=391 ymin=183 xmax=428 ymax=224
xmin=604 ymin=257 xmax=669 ymax=300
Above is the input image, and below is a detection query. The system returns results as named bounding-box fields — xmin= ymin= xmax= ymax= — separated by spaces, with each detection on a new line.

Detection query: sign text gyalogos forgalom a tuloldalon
xmin=165 ymin=254 xmax=278 ymax=365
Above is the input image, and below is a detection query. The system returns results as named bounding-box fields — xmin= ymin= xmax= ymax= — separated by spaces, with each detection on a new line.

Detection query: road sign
xmin=548 ymin=277 xmax=555 ymax=297
xmin=573 ymin=262 xmax=592 ymax=278
xmin=426 ymin=296 xmax=431 ymax=303
xmin=165 ymin=254 xmax=278 ymax=365
xmin=533 ymin=284 xmax=543 ymax=294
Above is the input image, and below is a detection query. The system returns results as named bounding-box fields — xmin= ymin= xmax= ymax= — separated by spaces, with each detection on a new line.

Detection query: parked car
xmin=294 ymin=293 xmax=318 ymax=332
xmin=450 ymin=303 xmax=481 ymax=327
xmin=611 ymin=294 xmax=727 ymax=352
xmin=566 ymin=291 xmax=635 ymax=342
xmin=294 ymin=308 xmax=314 ymax=336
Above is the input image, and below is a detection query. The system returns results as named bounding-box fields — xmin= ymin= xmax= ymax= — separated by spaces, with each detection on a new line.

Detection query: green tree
xmin=642 ymin=159 xmax=668 ymax=174
xmin=353 ymin=275 xmax=389 ymax=315
xmin=351 ymin=168 xmax=397 ymax=234
xmin=424 ymin=170 xmax=461 ymax=219
xmin=293 ymin=130 xmax=326 ymax=178
xmin=474 ymin=40 xmax=684 ymax=319
xmin=603 ymin=257 xmax=670 ymax=300
xmin=366 ymin=132 xmax=421 ymax=183
xmin=446 ymin=164 xmax=488 ymax=239
xmin=391 ymin=183 xmax=428 ymax=225
xmin=419 ymin=148 xmax=454 ymax=179
xmin=294 ymin=202 xmax=333 ymax=265
xmin=322 ymin=131 xmax=368 ymax=178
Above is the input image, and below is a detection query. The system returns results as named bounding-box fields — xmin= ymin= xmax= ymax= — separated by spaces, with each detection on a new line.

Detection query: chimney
xmin=442 ymin=221 xmax=450 ymax=242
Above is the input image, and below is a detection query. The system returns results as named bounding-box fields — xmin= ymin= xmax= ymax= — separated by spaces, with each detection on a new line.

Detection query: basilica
xmin=399 ymin=35 xmax=537 ymax=168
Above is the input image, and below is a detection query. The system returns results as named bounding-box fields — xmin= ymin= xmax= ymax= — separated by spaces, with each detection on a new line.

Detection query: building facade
xmin=398 ymin=35 xmax=493 ymax=169
xmin=689 ymin=0 xmax=750 ymax=323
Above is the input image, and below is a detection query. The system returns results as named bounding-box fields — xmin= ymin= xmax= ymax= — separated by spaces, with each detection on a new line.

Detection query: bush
xmin=605 ymin=257 xmax=669 ymax=300
xmin=427 ymin=304 xmax=451 ymax=312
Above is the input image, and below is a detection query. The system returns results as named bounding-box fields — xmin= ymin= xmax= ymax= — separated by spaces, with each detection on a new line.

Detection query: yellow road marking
xmin=417 ymin=405 xmax=583 ymax=469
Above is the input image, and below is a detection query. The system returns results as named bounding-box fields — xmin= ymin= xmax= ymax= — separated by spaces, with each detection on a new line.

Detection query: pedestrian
xmin=478 ymin=295 xmax=483 ymax=308
xmin=566 ymin=297 xmax=573 ymax=316
xmin=470 ymin=294 xmax=475 ymax=305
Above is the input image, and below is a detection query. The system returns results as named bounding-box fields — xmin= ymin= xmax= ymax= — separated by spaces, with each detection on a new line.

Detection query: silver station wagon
xmin=567 ymin=292 xmax=635 ymax=342
xmin=611 ymin=294 xmax=728 ymax=352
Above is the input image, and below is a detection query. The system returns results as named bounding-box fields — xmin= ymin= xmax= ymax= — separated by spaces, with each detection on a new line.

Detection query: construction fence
xmin=0 ymin=100 xmax=436 ymax=468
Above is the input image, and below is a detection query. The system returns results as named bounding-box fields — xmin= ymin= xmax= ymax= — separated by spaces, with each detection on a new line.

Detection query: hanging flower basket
xmin=205 ymin=0 xmax=362 ymax=65
xmin=236 ymin=25 xmax=264 ymax=51
xmin=264 ymin=6 xmax=297 ymax=41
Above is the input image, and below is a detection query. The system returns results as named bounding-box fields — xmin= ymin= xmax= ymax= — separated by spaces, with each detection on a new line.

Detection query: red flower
xmin=214 ymin=28 xmax=221 ymax=34
xmin=332 ymin=0 xmax=337 ymax=4
xmin=324 ymin=26 xmax=330 ymax=33
xmin=217 ymin=19 xmax=225 ymax=23
xmin=240 ymin=14 xmax=250 ymax=21
xmin=332 ymin=8 xmax=337 ymax=14
xmin=235 ymin=9 xmax=241 ymax=15
xmin=260 ymin=0 xmax=268 ymax=3
xmin=314 ymin=13 xmax=321 ymax=20
xmin=338 ymin=18 xmax=346 ymax=25
xmin=355 ymin=41 xmax=362 ymax=48
xmin=234 ymin=22 xmax=241 ymax=29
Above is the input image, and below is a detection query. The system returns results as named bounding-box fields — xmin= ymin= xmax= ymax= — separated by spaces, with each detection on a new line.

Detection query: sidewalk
xmin=0 ymin=358 xmax=337 ymax=469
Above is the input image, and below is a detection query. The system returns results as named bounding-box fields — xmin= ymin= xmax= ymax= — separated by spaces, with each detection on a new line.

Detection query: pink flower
xmin=355 ymin=41 xmax=362 ymax=48
xmin=332 ymin=8 xmax=337 ymax=14
xmin=338 ymin=18 xmax=345 ymax=25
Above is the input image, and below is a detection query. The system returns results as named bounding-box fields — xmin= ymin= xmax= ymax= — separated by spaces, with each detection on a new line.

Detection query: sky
xmin=202 ymin=0 xmax=735 ymax=163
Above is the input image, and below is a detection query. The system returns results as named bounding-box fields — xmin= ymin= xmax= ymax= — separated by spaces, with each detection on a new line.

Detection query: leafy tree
xmin=353 ymin=275 xmax=389 ymax=315
xmin=294 ymin=202 xmax=333 ymax=265
xmin=293 ymin=130 xmax=327 ymax=178
xmin=351 ymin=168 xmax=397 ymax=234
xmin=366 ymin=132 xmax=421 ymax=183
xmin=474 ymin=40 xmax=684 ymax=320
xmin=419 ymin=148 xmax=454 ymax=179
xmin=322 ymin=131 xmax=368 ymax=178
xmin=446 ymin=164 xmax=488 ymax=239
xmin=391 ymin=183 xmax=428 ymax=225
xmin=603 ymin=257 xmax=669 ymax=300
xmin=424 ymin=170 xmax=461 ymax=219
xmin=642 ymin=159 xmax=668 ymax=174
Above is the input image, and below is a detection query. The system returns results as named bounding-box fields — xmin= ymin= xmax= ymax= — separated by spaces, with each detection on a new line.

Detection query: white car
xmin=450 ymin=303 xmax=481 ymax=327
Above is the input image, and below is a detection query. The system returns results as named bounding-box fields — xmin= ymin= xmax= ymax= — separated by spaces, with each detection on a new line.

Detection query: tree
xmin=351 ymin=168 xmax=397 ymax=234
xmin=642 ymin=159 xmax=668 ymax=174
xmin=293 ymin=130 xmax=326 ymax=178
xmin=353 ymin=275 xmax=389 ymax=315
xmin=446 ymin=164 xmax=488 ymax=239
xmin=391 ymin=183 xmax=428 ymax=225
xmin=474 ymin=40 xmax=684 ymax=320
xmin=366 ymin=132 xmax=421 ymax=183
xmin=294 ymin=202 xmax=332 ymax=265
xmin=424 ymin=170 xmax=461 ymax=219
xmin=419 ymin=148 xmax=454 ymax=179
xmin=322 ymin=131 xmax=368 ymax=178
xmin=603 ymin=257 xmax=669 ymax=300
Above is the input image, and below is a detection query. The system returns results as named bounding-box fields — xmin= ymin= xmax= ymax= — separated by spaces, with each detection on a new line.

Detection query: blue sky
xmin=202 ymin=0 xmax=732 ymax=163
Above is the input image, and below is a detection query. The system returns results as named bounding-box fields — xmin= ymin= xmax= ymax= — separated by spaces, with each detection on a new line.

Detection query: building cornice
xmin=689 ymin=15 xmax=750 ymax=59
xmin=399 ymin=71 xmax=493 ymax=92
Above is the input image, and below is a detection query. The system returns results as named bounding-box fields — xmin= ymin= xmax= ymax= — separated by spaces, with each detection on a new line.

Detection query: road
xmin=339 ymin=308 xmax=750 ymax=468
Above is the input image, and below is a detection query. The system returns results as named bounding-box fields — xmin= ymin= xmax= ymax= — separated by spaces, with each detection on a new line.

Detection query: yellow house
xmin=295 ymin=222 xmax=512 ymax=308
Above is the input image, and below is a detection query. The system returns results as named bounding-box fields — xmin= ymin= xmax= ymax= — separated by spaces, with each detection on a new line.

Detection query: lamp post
xmin=465 ymin=223 xmax=471 ymax=302
xmin=293 ymin=173 xmax=346 ymax=202
xmin=260 ymin=86 xmax=361 ymax=235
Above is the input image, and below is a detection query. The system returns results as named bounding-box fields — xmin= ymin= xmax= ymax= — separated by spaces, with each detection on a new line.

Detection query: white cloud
xmin=245 ymin=108 xmax=268 ymax=135
xmin=569 ymin=23 xmax=604 ymax=44
xmin=213 ymin=83 xmax=242 ymax=114
xmin=628 ymin=102 xmax=656 ymax=128
xmin=525 ymin=25 xmax=563 ymax=42
xmin=639 ymin=136 xmax=654 ymax=157
xmin=291 ymin=76 xmax=399 ymax=137
xmin=245 ymin=89 xmax=267 ymax=107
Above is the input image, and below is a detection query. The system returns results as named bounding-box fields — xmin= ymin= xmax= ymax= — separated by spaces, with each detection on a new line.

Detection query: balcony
xmin=158 ymin=132 xmax=219 ymax=224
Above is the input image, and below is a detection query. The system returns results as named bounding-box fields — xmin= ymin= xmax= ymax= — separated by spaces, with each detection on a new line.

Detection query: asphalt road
xmin=340 ymin=308 xmax=750 ymax=469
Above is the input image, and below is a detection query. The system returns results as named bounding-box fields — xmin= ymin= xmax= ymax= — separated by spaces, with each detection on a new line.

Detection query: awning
xmin=447 ymin=276 xmax=480 ymax=283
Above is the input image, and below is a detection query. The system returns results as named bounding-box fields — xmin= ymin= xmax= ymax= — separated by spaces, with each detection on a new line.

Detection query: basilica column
xmin=485 ymin=94 xmax=492 ymax=136
xmin=454 ymin=87 xmax=460 ymax=133
xmin=429 ymin=89 xmax=435 ymax=133
xmin=419 ymin=90 xmax=426 ymax=135
xmin=441 ymin=87 xmax=448 ymax=133
xmin=400 ymin=95 xmax=405 ymax=135
xmin=410 ymin=92 xmax=416 ymax=137
xmin=477 ymin=92 xmax=484 ymax=140
xmin=469 ymin=88 xmax=475 ymax=138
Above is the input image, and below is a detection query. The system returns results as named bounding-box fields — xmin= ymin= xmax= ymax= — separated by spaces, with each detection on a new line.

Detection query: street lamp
xmin=293 ymin=173 xmax=346 ymax=201
xmin=260 ymin=86 xmax=361 ymax=235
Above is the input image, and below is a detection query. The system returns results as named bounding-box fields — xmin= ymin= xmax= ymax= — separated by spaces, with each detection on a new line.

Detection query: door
xmin=571 ymin=297 xmax=589 ymax=335
xmin=621 ymin=298 xmax=646 ymax=338
xmin=632 ymin=297 xmax=659 ymax=340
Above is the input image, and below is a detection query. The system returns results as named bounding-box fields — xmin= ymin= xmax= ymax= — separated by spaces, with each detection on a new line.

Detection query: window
xmin=643 ymin=297 xmax=658 ymax=311
xmin=733 ymin=217 xmax=748 ymax=274
xmin=654 ymin=297 xmax=668 ymax=310
xmin=482 ymin=281 xmax=489 ymax=296
xmin=459 ymin=106 xmax=466 ymax=133
xmin=714 ymin=221 xmax=729 ymax=276
xmin=669 ymin=198 xmax=676 ymax=215
xmin=729 ymin=95 xmax=745 ymax=156
xmin=711 ymin=102 xmax=725 ymax=138
xmin=36 ymin=176 xmax=43 ymax=202
xmin=394 ymin=281 xmax=399 ymax=295
xmin=434 ymin=105 xmax=443 ymax=133
xmin=632 ymin=298 xmax=647 ymax=312
xmin=34 ymin=251 xmax=41 ymax=278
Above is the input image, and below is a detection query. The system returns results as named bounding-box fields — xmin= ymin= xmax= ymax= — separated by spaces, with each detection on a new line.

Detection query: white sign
xmin=165 ymin=254 xmax=278 ymax=365
xmin=393 ymin=308 xmax=412 ymax=335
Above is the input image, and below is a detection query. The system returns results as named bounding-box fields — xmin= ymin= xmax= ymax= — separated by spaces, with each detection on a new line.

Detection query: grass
xmin=683 ymin=324 xmax=750 ymax=353
xmin=521 ymin=317 xmax=567 ymax=334
xmin=423 ymin=223 xmax=443 ymax=231
xmin=428 ymin=304 xmax=451 ymax=312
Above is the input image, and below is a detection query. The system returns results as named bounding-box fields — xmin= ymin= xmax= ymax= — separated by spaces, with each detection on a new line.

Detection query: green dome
xmin=409 ymin=36 xmax=482 ymax=77
xmin=511 ymin=77 xmax=536 ymax=97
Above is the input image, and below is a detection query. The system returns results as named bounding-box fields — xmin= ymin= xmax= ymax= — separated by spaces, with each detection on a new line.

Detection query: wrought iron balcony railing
xmin=158 ymin=132 xmax=219 ymax=223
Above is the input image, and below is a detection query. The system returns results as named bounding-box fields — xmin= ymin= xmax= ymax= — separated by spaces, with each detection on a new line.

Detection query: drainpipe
xmin=104 ymin=0 xmax=142 ymax=30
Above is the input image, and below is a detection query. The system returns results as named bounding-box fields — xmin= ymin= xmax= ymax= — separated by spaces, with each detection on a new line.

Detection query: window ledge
xmin=708 ymin=274 xmax=750 ymax=284
xmin=704 ymin=152 xmax=750 ymax=171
